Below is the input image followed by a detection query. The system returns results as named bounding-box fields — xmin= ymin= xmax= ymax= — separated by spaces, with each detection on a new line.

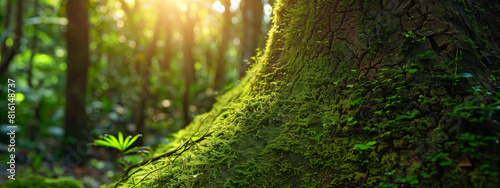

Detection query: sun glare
xmin=212 ymin=1 xmax=225 ymax=13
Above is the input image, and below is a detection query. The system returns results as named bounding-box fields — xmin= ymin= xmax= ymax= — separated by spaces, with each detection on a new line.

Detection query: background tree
xmin=132 ymin=0 xmax=165 ymax=145
xmin=63 ymin=0 xmax=90 ymax=165
xmin=120 ymin=0 xmax=500 ymax=187
xmin=181 ymin=2 xmax=198 ymax=127
xmin=239 ymin=0 xmax=264 ymax=78
xmin=0 ymin=0 xmax=23 ymax=75
xmin=27 ymin=0 xmax=39 ymax=87
xmin=214 ymin=0 xmax=232 ymax=90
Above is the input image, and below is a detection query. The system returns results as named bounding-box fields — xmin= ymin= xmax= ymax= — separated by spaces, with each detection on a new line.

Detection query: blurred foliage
xmin=0 ymin=175 xmax=83 ymax=188
xmin=0 ymin=0 xmax=272 ymax=185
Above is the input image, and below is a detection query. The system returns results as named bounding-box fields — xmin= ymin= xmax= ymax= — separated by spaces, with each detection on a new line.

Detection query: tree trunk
xmin=64 ymin=0 xmax=89 ymax=166
xmin=181 ymin=4 xmax=197 ymax=127
xmin=133 ymin=2 xmax=165 ymax=145
xmin=122 ymin=0 xmax=500 ymax=187
xmin=0 ymin=0 xmax=23 ymax=75
xmin=27 ymin=0 xmax=39 ymax=87
xmin=213 ymin=0 xmax=231 ymax=89
xmin=0 ymin=0 xmax=12 ymax=56
xmin=239 ymin=0 xmax=263 ymax=78
xmin=160 ymin=9 xmax=173 ymax=72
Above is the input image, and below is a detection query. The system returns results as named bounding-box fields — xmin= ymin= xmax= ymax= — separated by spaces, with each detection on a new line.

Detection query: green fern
xmin=94 ymin=132 xmax=141 ymax=155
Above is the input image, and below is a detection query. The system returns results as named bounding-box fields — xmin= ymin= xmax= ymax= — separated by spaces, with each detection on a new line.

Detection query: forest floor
xmin=0 ymin=139 xmax=122 ymax=187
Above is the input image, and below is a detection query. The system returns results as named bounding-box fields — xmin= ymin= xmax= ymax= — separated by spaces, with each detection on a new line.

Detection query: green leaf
xmin=406 ymin=69 xmax=418 ymax=73
xmin=124 ymin=156 xmax=139 ymax=163
xmin=124 ymin=134 xmax=141 ymax=149
xmin=366 ymin=141 xmax=377 ymax=146
xmin=354 ymin=141 xmax=376 ymax=150
xmin=123 ymin=135 xmax=132 ymax=149
xmin=102 ymin=135 xmax=120 ymax=150
xmin=123 ymin=147 xmax=138 ymax=155
xmin=385 ymin=170 xmax=396 ymax=175
xmin=439 ymin=160 xmax=452 ymax=166
xmin=363 ymin=126 xmax=375 ymax=131
xmin=108 ymin=135 xmax=121 ymax=150
xmin=118 ymin=132 xmax=124 ymax=150
xmin=191 ymin=136 xmax=200 ymax=141
xmin=348 ymin=98 xmax=363 ymax=106
xmin=94 ymin=140 xmax=113 ymax=147
xmin=410 ymin=179 xmax=419 ymax=184
xmin=354 ymin=144 xmax=371 ymax=150
xmin=347 ymin=84 xmax=354 ymax=88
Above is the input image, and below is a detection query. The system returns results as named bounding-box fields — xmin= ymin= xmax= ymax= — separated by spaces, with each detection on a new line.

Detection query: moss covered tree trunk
xmin=122 ymin=0 xmax=500 ymax=187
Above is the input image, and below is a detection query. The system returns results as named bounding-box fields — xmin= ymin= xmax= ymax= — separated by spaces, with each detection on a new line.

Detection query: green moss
xmin=0 ymin=176 xmax=83 ymax=188
xmin=114 ymin=0 xmax=500 ymax=187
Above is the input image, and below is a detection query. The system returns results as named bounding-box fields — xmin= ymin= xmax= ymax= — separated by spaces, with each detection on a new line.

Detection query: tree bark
xmin=121 ymin=0 xmax=500 ymax=187
xmin=64 ymin=0 xmax=90 ymax=166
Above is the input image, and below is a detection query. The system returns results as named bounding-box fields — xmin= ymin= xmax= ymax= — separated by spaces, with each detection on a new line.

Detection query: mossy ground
xmin=114 ymin=0 xmax=500 ymax=187
xmin=0 ymin=176 xmax=83 ymax=188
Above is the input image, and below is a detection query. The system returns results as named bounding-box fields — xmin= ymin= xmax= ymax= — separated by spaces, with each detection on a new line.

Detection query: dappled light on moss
xmin=112 ymin=0 xmax=500 ymax=187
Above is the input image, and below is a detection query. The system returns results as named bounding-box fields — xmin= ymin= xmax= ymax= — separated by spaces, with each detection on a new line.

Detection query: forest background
xmin=0 ymin=0 xmax=272 ymax=186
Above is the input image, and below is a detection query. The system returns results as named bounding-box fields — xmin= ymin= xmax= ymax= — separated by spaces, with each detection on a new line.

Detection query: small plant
xmin=347 ymin=98 xmax=363 ymax=106
xmin=347 ymin=117 xmax=357 ymax=125
xmin=405 ymin=30 xmax=417 ymax=38
xmin=397 ymin=175 xmax=419 ymax=185
xmin=94 ymin=132 xmax=143 ymax=155
xmin=353 ymin=141 xmax=377 ymax=150
xmin=363 ymin=126 xmax=376 ymax=131
xmin=404 ymin=30 xmax=426 ymax=42
xmin=426 ymin=152 xmax=452 ymax=166
xmin=406 ymin=68 xmax=418 ymax=73
xmin=417 ymin=50 xmax=436 ymax=59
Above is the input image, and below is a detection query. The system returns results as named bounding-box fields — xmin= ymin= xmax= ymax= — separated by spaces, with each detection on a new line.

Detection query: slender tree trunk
xmin=181 ymin=5 xmax=197 ymax=127
xmin=64 ymin=0 xmax=89 ymax=166
xmin=0 ymin=0 xmax=12 ymax=56
xmin=122 ymin=0 xmax=500 ymax=187
xmin=160 ymin=6 xmax=174 ymax=72
xmin=133 ymin=2 xmax=164 ymax=145
xmin=0 ymin=0 xmax=23 ymax=75
xmin=214 ymin=0 xmax=231 ymax=89
xmin=239 ymin=0 xmax=263 ymax=78
xmin=27 ymin=0 xmax=39 ymax=87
